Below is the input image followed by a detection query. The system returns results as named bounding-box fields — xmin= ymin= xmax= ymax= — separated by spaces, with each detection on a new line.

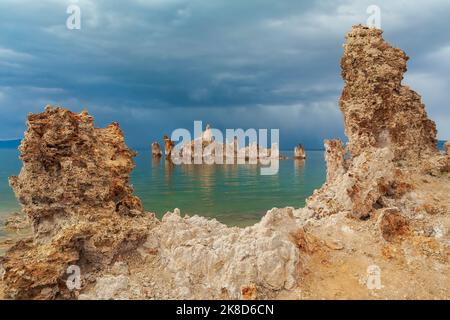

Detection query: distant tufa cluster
xmin=2 ymin=25 xmax=449 ymax=300
xmin=306 ymin=25 xmax=448 ymax=219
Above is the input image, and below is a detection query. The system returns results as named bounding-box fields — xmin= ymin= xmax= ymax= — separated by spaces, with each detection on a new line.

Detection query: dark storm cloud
xmin=0 ymin=0 xmax=449 ymax=148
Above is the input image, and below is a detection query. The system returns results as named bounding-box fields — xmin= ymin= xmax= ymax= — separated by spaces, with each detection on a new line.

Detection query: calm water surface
xmin=0 ymin=148 xmax=326 ymax=233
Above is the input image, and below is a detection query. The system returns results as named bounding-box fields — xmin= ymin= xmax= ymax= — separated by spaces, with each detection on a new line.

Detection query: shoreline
xmin=0 ymin=149 xmax=325 ymax=228
xmin=1 ymin=25 xmax=449 ymax=300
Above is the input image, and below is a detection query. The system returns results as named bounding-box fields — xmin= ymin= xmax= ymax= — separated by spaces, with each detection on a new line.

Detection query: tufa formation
xmin=294 ymin=144 xmax=306 ymax=159
xmin=340 ymin=26 xmax=438 ymax=163
xmin=151 ymin=142 xmax=162 ymax=158
xmin=1 ymin=25 xmax=449 ymax=300
xmin=306 ymin=25 xmax=448 ymax=219
xmin=3 ymin=106 xmax=155 ymax=299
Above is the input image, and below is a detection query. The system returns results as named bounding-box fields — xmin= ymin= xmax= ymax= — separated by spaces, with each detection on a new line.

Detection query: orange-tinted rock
xmin=307 ymin=25 xmax=441 ymax=219
xmin=163 ymin=135 xmax=174 ymax=159
xmin=377 ymin=208 xmax=409 ymax=242
xmin=294 ymin=144 xmax=306 ymax=159
xmin=3 ymin=106 xmax=154 ymax=299
xmin=152 ymin=142 xmax=162 ymax=158
xmin=323 ymin=140 xmax=346 ymax=183
xmin=340 ymin=25 xmax=438 ymax=163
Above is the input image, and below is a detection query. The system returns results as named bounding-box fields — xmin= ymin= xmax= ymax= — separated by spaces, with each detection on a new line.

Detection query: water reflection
xmin=164 ymin=158 xmax=175 ymax=186
xmin=133 ymin=150 xmax=325 ymax=226
xmin=0 ymin=148 xmax=325 ymax=229
xmin=293 ymin=159 xmax=305 ymax=177
xmin=151 ymin=156 xmax=161 ymax=168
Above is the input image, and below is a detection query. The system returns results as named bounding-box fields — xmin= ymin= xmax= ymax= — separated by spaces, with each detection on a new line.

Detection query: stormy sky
xmin=0 ymin=0 xmax=449 ymax=149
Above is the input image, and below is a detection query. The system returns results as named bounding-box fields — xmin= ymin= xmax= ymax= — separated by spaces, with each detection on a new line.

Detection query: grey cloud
xmin=0 ymin=0 xmax=449 ymax=147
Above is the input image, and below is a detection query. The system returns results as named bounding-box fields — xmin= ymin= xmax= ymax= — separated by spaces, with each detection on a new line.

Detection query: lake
xmin=0 ymin=148 xmax=326 ymax=232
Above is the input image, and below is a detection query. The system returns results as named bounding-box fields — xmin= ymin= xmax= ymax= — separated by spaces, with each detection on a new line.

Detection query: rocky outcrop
xmin=3 ymin=106 xmax=155 ymax=299
xmin=151 ymin=142 xmax=162 ymax=158
xmin=306 ymin=25 xmax=444 ymax=219
xmin=2 ymin=107 xmax=301 ymax=300
xmin=202 ymin=124 xmax=213 ymax=143
xmin=163 ymin=135 xmax=174 ymax=159
xmin=2 ymin=25 xmax=449 ymax=301
xmin=323 ymin=140 xmax=346 ymax=183
xmin=340 ymin=26 xmax=438 ymax=163
xmin=147 ymin=208 xmax=299 ymax=299
xmin=174 ymin=126 xmax=285 ymax=163
xmin=9 ymin=106 xmax=147 ymax=241
xmin=294 ymin=144 xmax=306 ymax=159
xmin=2 ymin=213 xmax=30 ymax=232
xmin=445 ymin=141 xmax=450 ymax=155
xmin=377 ymin=208 xmax=409 ymax=242
xmin=81 ymin=208 xmax=301 ymax=300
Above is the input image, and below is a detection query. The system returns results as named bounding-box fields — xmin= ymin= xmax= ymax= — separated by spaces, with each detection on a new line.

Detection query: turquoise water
xmin=0 ymin=149 xmax=22 ymax=214
xmin=0 ymin=148 xmax=326 ymax=229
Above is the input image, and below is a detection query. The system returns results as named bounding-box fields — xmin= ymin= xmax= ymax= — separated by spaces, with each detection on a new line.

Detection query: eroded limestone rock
xmin=377 ymin=208 xmax=409 ymax=242
xmin=2 ymin=212 xmax=30 ymax=232
xmin=151 ymin=142 xmax=162 ymax=158
xmin=294 ymin=144 xmax=306 ymax=159
xmin=84 ymin=207 xmax=302 ymax=300
xmin=3 ymin=106 xmax=155 ymax=299
xmin=174 ymin=126 xmax=285 ymax=163
xmin=2 ymin=25 xmax=449 ymax=301
xmin=340 ymin=25 xmax=438 ymax=163
xmin=307 ymin=25 xmax=443 ymax=219
xmin=163 ymin=135 xmax=175 ymax=159
xmin=324 ymin=140 xmax=346 ymax=183
xmin=144 ymin=208 xmax=300 ymax=299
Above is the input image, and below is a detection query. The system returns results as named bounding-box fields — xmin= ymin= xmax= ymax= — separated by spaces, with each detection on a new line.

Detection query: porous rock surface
xmin=294 ymin=144 xmax=306 ymax=159
xmin=306 ymin=25 xmax=447 ymax=219
xmin=340 ymin=26 xmax=438 ymax=162
xmin=82 ymin=208 xmax=302 ymax=300
xmin=174 ymin=126 xmax=284 ymax=163
xmin=151 ymin=142 xmax=162 ymax=158
xmin=1 ymin=107 xmax=301 ymax=300
xmin=3 ymin=106 xmax=154 ymax=299
xmin=1 ymin=25 xmax=449 ymax=300
xmin=142 ymin=208 xmax=300 ymax=299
